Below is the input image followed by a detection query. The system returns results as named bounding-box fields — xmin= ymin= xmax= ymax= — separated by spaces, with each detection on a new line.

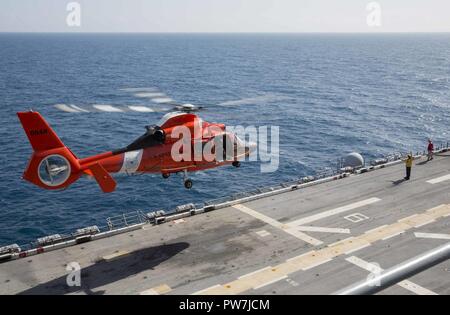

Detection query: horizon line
xmin=1 ymin=31 xmax=450 ymax=35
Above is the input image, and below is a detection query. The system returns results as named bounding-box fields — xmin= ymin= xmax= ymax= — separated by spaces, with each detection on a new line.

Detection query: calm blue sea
xmin=0 ymin=33 xmax=449 ymax=246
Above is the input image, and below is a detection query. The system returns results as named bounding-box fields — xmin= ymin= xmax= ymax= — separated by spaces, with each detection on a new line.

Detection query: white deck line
xmin=382 ymin=230 xmax=405 ymax=241
xmin=414 ymin=219 xmax=436 ymax=228
xmin=232 ymin=204 xmax=323 ymax=246
xmin=344 ymin=243 xmax=371 ymax=255
xmin=238 ymin=266 xmax=272 ymax=279
xmin=414 ymin=232 xmax=450 ymax=240
xmin=295 ymin=226 xmax=350 ymax=234
xmin=191 ymin=284 xmax=221 ymax=295
xmin=140 ymin=289 xmax=159 ymax=295
xmin=253 ymin=275 xmax=288 ymax=290
xmin=301 ymin=258 xmax=333 ymax=271
xmin=426 ymin=174 xmax=450 ymax=184
xmin=287 ymin=197 xmax=381 ymax=227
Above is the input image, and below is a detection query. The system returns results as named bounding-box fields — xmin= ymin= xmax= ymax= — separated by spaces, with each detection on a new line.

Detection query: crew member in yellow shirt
xmin=404 ymin=154 xmax=413 ymax=180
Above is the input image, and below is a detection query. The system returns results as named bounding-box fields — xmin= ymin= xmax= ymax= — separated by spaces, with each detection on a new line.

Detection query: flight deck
xmin=0 ymin=151 xmax=449 ymax=295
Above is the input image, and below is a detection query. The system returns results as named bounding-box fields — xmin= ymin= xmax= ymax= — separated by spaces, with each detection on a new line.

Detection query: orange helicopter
xmin=17 ymin=111 xmax=256 ymax=193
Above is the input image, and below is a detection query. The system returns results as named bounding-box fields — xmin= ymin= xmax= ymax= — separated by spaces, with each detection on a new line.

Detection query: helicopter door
xmin=217 ymin=133 xmax=235 ymax=162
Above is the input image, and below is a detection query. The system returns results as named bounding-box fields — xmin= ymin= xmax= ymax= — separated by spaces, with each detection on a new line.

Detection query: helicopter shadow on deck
xmin=18 ymin=242 xmax=189 ymax=295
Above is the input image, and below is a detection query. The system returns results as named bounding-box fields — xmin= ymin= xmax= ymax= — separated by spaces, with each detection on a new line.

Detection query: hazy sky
xmin=1 ymin=0 xmax=449 ymax=33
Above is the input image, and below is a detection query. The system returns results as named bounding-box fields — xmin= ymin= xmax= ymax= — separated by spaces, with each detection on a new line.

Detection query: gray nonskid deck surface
xmin=0 ymin=152 xmax=449 ymax=295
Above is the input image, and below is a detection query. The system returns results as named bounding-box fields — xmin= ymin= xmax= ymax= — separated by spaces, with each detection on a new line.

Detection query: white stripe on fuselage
xmin=119 ymin=150 xmax=143 ymax=174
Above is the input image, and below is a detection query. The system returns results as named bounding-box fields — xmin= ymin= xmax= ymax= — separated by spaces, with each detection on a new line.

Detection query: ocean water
xmin=0 ymin=33 xmax=449 ymax=246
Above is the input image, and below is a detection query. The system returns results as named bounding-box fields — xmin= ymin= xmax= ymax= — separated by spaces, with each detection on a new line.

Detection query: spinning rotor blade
xmin=54 ymin=87 xmax=205 ymax=114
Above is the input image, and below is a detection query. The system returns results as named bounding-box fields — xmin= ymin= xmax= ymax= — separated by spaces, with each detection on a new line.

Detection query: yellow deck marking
xmin=398 ymin=214 xmax=435 ymax=228
xmin=238 ymin=266 xmax=272 ymax=279
xmin=102 ymin=250 xmax=130 ymax=262
xmin=140 ymin=284 xmax=172 ymax=295
xmin=255 ymin=230 xmax=271 ymax=237
xmin=193 ymin=204 xmax=450 ymax=295
xmin=327 ymin=237 xmax=371 ymax=255
xmin=191 ymin=284 xmax=222 ymax=295
xmin=253 ymin=275 xmax=288 ymax=290
xmin=360 ymin=222 xmax=410 ymax=243
xmin=426 ymin=204 xmax=450 ymax=218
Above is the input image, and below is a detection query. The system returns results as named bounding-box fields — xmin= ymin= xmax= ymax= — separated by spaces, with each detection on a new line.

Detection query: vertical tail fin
xmin=17 ymin=111 xmax=116 ymax=193
xmin=17 ymin=111 xmax=66 ymax=152
xmin=17 ymin=111 xmax=81 ymax=190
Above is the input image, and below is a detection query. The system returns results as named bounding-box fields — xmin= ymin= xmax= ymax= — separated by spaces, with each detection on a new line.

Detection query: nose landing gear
xmin=232 ymin=161 xmax=241 ymax=168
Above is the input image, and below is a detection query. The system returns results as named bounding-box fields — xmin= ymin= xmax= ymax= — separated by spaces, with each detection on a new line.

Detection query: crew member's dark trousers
xmin=405 ymin=167 xmax=411 ymax=180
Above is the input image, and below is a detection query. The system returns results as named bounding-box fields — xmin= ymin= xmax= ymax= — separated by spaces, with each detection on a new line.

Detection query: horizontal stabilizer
xmin=89 ymin=163 xmax=117 ymax=193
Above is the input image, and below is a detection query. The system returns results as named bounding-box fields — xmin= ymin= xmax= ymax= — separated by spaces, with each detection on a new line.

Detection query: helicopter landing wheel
xmin=232 ymin=161 xmax=241 ymax=168
xmin=184 ymin=179 xmax=193 ymax=189
xmin=162 ymin=173 xmax=170 ymax=179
